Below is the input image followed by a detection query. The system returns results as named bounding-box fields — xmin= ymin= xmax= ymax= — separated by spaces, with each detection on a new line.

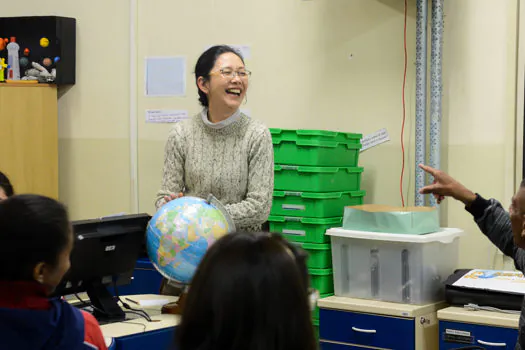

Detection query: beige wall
xmin=5 ymin=0 xmax=522 ymax=269
xmin=2 ymin=0 xmax=132 ymax=220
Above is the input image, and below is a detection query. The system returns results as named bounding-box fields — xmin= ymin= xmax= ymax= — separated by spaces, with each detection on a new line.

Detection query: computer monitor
xmin=54 ymin=213 xmax=151 ymax=322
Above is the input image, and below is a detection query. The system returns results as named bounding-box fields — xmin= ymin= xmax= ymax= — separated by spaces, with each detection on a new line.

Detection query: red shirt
xmin=0 ymin=281 xmax=107 ymax=350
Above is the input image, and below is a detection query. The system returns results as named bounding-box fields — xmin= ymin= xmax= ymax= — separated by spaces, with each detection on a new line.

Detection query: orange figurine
xmin=23 ymin=48 xmax=29 ymax=56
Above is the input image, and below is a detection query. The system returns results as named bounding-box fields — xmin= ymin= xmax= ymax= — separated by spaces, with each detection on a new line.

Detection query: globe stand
xmin=161 ymin=291 xmax=187 ymax=315
xmin=150 ymin=195 xmax=237 ymax=317
xmin=159 ymin=280 xmax=188 ymax=315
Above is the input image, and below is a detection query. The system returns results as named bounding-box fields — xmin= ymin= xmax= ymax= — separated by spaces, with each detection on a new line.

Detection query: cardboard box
xmin=343 ymin=204 xmax=439 ymax=235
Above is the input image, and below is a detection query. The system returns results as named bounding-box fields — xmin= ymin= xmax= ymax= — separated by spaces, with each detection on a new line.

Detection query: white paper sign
xmin=146 ymin=110 xmax=188 ymax=123
xmin=145 ymin=56 xmax=186 ymax=96
xmin=452 ymin=269 xmax=525 ymax=295
xmin=360 ymin=128 xmax=390 ymax=152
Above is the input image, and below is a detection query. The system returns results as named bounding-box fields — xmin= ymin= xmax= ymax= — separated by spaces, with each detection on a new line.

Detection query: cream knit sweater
xmin=155 ymin=109 xmax=274 ymax=232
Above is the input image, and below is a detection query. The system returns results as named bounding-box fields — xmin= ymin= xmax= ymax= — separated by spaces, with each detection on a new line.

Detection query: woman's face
xmin=200 ymin=52 xmax=249 ymax=112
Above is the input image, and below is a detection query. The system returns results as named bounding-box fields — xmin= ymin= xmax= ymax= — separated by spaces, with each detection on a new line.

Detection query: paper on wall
xmin=146 ymin=110 xmax=188 ymax=123
xmin=145 ymin=56 xmax=186 ymax=96
xmin=360 ymin=128 xmax=390 ymax=152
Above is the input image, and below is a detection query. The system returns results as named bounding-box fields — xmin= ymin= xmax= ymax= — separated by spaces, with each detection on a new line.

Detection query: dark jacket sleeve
xmin=466 ymin=194 xmax=525 ymax=272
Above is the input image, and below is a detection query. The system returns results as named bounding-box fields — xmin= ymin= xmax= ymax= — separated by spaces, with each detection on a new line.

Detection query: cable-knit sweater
xmin=155 ymin=109 xmax=274 ymax=232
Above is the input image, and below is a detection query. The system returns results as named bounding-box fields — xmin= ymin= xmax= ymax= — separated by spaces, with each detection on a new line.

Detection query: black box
xmin=0 ymin=16 xmax=76 ymax=85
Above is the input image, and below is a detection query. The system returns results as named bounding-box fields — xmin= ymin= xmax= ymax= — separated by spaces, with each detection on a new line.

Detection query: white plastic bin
xmin=327 ymin=227 xmax=463 ymax=304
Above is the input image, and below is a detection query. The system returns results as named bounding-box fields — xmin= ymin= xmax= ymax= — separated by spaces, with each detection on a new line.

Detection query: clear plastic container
xmin=327 ymin=227 xmax=463 ymax=304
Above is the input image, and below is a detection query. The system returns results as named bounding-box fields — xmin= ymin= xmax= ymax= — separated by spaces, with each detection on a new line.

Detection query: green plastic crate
xmin=274 ymin=165 xmax=363 ymax=192
xmin=273 ymin=138 xmax=361 ymax=167
xmin=294 ymin=242 xmax=332 ymax=269
xmin=312 ymin=292 xmax=334 ymax=321
xmin=270 ymin=128 xmax=362 ymax=144
xmin=271 ymin=190 xmax=366 ymax=218
xmin=312 ymin=318 xmax=319 ymax=340
xmin=310 ymin=268 xmax=334 ymax=294
xmin=268 ymin=215 xmax=342 ymax=243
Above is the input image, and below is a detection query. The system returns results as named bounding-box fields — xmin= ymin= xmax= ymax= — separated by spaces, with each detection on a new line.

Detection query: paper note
xmin=360 ymin=128 xmax=390 ymax=152
xmin=204 ymin=45 xmax=251 ymax=59
xmin=145 ymin=57 xmax=186 ymax=96
xmin=146 ymin=110 xmax=189 ymax=123
xmin=452 ymin=269 xmax=525 ymax=295
xmin=137 ymin=299 xmax=170 ymax=307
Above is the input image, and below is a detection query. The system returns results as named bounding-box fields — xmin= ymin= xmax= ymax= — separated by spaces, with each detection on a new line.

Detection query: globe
xmin=146 ymin=196 xmax=231 ymax=285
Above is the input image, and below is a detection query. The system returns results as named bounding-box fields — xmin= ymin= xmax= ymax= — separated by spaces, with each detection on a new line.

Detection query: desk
xmin=100 ymin=294 xmax=180 ymax=350
xmin=318 ymin=296 xmax=445 ymax=350
xmin=437 ymin=306 xmax=519 ymax=349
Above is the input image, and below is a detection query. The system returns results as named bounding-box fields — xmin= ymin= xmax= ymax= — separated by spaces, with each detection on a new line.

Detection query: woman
xmin=0 ymin=171 xmax=14 ymax=200
xmin=0 ymin=194 xmax=107 ymax=349
xmin=175 ymin=232 xmax=317 ymax=350
xmin=155 ymin=45 xmax=274 ymax=233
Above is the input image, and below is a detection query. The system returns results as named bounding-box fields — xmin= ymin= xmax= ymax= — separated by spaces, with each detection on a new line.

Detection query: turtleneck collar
xmin=201 ymin=108 xmax=241 ymax=129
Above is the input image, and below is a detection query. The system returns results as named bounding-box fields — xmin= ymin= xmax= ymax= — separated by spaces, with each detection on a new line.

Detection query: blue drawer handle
xmin=351 ymin=326 xmax=377 ymax=334
xmin=477 ymin=339 xmax=506 ymax=347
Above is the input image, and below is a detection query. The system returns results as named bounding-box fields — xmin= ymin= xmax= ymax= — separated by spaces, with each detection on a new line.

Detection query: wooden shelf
xmin=0 ymin=84 xmax=58 ymax=198
xmin=0 ymin=82 xmax=55 ymax=88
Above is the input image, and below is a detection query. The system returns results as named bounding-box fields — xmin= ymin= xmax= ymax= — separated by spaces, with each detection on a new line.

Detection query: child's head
xmin=0 ymin=194 xmax=72 ymax=292
xmin=176 ymin=231 xmax=317 ymax=350
xmin=0 ymin=172 xmax=14 ymax=200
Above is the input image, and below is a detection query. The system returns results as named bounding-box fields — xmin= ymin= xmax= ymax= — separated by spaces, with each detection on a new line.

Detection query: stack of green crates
xmin=268 ymin=129 xmax=366 ymax=325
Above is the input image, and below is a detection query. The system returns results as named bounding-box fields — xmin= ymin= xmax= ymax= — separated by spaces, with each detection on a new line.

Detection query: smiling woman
xmin=155 ymin=45 xmax=274 ymax=232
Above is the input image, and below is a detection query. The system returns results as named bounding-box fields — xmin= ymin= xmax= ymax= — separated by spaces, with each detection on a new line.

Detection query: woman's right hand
xmin=164 ymin=192 xmax=184 ymax=204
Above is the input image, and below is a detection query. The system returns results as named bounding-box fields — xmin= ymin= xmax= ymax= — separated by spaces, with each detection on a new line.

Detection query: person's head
xmin=176 ymin=232 xmax=317 ymax=350
xmin=0 ymin=171 xmax=14 ymax=200
xmin=513 ymin=179 xmax=525 ymax=211
xmin=0 ymin=194 xmax=72 ymax=292
xmin=195 ymin=45 xmax=250 ymax=112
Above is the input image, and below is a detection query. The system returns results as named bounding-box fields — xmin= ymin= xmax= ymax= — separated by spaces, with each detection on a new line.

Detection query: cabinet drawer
xmin=439 ymin=321 xmax=518 ymax=350
xmin=320 ymin=341 xmax=368 ymax=349
xmin=320 ymin=308 xmax=415 ymax=349
xmin=115 ymin=327 xmax=175 ymax=350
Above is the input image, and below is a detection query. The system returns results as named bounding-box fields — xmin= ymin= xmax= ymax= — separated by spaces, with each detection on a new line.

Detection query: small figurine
xmin=54 ymin=56 xmax=60 ymax=63
xmin=40 ymin=37 xmax=49 ymax=47
xmin=0 ymin=40 xmax=5 ymax=51
xmin=0 ymin=58 xmax=7 ymax=82
xmin=42 ymin=58 xmax=52 ymax=67
xmin=23 ymin=48 xmax=29 ymax=56
xmin=19 ymin=57 xmax=29 ymax=68
xmin=22 ymin=61 xmax=54 ymax=83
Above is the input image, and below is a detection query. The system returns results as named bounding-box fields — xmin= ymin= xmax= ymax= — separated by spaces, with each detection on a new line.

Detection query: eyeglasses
xmin=210 ymin=68 xmax=252 ymax=80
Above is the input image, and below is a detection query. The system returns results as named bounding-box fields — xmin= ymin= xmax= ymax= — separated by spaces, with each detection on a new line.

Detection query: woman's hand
xmin=163 ymin=192 xmax=184 ymax=204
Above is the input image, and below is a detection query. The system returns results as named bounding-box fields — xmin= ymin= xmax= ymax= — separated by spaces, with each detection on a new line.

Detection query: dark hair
xmin=0 ymin=171 xmax=14 ymax=197
xmin=175 ymin=232 xmax=316 ymax=350
xmin=0 ymin=194 xmax=71 ymax=281
xmin=194 ymin=45 xmax=244 ymax=107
